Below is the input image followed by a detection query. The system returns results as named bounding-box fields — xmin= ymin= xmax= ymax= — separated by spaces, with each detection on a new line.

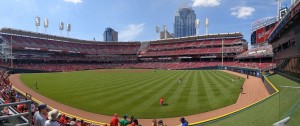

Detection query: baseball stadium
xmin=0 ymin=0 xmax=299 ymax=126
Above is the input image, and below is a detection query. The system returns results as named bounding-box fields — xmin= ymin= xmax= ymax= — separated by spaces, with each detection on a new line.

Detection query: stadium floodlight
xmin=66 ymin=23 xmax=71 ymax=37
xmin=59 ymin=21 xmax=64 ymax=36
xmin=205 ymin=17 xmax=209 ymax=35
xmin=163 ymin=25 xmax=167 ymax=39
xmin=276 ymin=0 xmax=282 ymax=20
xmin=195 ymin=19 xmax=200 ymax=35
xmin=35 ymin=16 xmax=40 ymax=32
xmin=156 ymin=25 xmax=160 ymax=39
xmin=44 ymin=18 xmax=49 ymax=33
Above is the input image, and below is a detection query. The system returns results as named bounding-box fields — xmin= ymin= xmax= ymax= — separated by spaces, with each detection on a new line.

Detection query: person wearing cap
xmin=119 ymin=114 xmax=129 ymax=126
xmin=157 ymin=120 xmax=164 ymax=126
xmin=44 ymin=109 xmax=60 ymax=126
xmin=33 ymin=103 xmax=48 ymax=126
xmin=180 ymin=117 xmax=188 ymax=126
xmin=110 ymin=113 xmax=119 ymax=126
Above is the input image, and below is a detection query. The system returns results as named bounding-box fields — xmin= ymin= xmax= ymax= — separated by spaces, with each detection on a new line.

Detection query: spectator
xmin=58 ymin=114 xmax=66 ymax=124
xmin=180 ymin=117 xmax=188 ymax=126
xmin=157 ymin=120 xmax=165 ymax=126
xmin=1 ymin=107 xmax=10 ymax=115
xmin=69 ymin=121 xmax=76 ymax=126
xmin=31 ymin=102 xmax=36 ymax=116
xmin=110 ymin=113 xmax=119 ymax=126
xmin=69 ymin=117 xmax=76 ymax=126
xmin=129 ymin=116 xmax=135 ymax=124
xmin=152 ymin=119 xmax=157 ymax=126
xmin=33 ymin=103 xmax=48 ymax=126
xmin=119 ymin=114 xmax=129 ymax=126
xmin=44 ymin=109 xmax=60 ymax=126
xmin=133 ymin=118 xmax=139 ymax=125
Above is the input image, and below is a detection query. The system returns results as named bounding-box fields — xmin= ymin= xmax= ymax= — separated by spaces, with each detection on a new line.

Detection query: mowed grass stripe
xmin=145 ymin=71 xmax=189 ymax=110
xmin=207 ymin=71 xmax=234 ymax=99
xmin=205 ymin=71 xmax=239 ymax=108
xmin=20 ymin=69 xmax=244 ymax=118
xmin=170 ymin=71 xmax=194 ymax=109
xmin=114 ymin=70 xmax=186 ymax=118
xmin=76 ymin=70 xmax=172 ymax=103
xmin=129 ymin=71 xmax=187 ymax=117
xmin=107 ymin=70 xmax=180 ymax=110
xmin=187 ymin=70 xmax=199 ymax=110
xmin=213 ymin=71 xmax=244 ymax=101
xmin=160 ymin=70 xmax=193 ymax=115
xmin=196 ymin=70 xmax=211 ymax=107
xmin=199 ymin=71 xmax=214 ymax=109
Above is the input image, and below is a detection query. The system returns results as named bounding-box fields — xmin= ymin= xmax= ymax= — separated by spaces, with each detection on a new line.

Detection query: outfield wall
xmin=0 ymin=66 xmax=48 ymax=74
xmin=220 ymin=66 xmax=262 ymax=78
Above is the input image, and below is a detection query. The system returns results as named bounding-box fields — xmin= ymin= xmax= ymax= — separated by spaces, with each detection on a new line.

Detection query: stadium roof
xmin=0 ymin=27 xmax=140 ymax=45
xmin=149 ymin=32 xmax=243 ymax=44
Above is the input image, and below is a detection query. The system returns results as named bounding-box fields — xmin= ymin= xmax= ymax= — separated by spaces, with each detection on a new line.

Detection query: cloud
xmin=119 ymin=23 xmax=145 ymax=41
xmin=64 ymin=0 xmax=83 ymax=4
xmin=230 ymin=6 xmax=255 ymax=19
xmin=192 ymin=0 xmax=221 ymax=7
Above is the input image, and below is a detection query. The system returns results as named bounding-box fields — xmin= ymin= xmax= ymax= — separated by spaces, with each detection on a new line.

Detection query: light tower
xmin=195 ymin=18 xmax=200 ymax=35
xmin=66 ymin=23 xmax=71 ymax=37
xmin=59 ymin=21 xmax=64 ymax=36
xmin=276 ymin=0 xmax=282 ymax=20
xmin=205 ymin=17 xmax=209 ymax=35
xmin=163 ymin=25 xmax=167 ymax=39
xmin=156 ymin=25 xmax=160 ymax=40
xmin=44 ymin=18 xmax=49 ymax=33
xmin=35 ymin=16 xmax=40 ymax=32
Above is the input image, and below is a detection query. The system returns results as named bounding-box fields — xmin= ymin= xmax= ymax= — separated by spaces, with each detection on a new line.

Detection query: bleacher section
xmin=0 ymin=29 xmax=276 ymax=71
xmin=236 ymin=45 xmax=273 ymax=59
xmin=0 ymin=33 xmax=140 ymax=62
xmin=142 ymin=38 xmax=244 ymax=57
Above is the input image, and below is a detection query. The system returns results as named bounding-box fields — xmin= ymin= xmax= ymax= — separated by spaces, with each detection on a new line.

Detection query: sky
xmin=0 ymin=0 xmax=291 ymax=43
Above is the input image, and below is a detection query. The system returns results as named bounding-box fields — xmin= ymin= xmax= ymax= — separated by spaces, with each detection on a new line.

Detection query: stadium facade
xmin=268 ymin=1 xmax=300 ymax=77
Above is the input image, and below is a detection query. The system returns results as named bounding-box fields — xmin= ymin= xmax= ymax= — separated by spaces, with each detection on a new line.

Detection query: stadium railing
xmin=0 ymin=100 xmax=32 ymax=126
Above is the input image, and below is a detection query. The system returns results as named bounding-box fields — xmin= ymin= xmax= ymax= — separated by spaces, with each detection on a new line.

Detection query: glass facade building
xmin=174 ymin=7 xmax=196 ymax=38
xmin=103 ymin=28 xmax=118 ymax=42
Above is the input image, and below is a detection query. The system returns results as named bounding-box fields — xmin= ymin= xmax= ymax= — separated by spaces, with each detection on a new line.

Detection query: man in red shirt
xmin=110 ymin=113 xmax=119 ymax=126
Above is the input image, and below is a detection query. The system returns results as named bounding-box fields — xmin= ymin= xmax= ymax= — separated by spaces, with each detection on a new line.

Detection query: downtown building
xmin=174 ymin=7 xmax=196 ymax=38
xmin=103 ymin=27 xmax=118 ymax=42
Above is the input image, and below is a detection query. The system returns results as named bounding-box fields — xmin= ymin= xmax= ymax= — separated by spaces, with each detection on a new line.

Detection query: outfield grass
xmin=202 ymin=74 xmax=300 ymax=126
xmin=20 ymin=69 xmax=244 ymax=118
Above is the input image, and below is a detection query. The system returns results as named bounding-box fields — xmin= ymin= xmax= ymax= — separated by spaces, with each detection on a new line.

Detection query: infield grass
xmin=20 ymin=69 xmax=244 ymax=118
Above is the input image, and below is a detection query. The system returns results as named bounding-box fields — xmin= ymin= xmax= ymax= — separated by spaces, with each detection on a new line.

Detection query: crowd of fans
xmin=0 ymin=61 xmax=276 ymax=72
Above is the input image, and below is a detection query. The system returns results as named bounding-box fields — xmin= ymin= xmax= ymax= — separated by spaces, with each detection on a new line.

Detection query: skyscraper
xmin=174 ymin=7 xmax=196 ymax=38
xmin=103 ymin=27 xmax=118 ymax=42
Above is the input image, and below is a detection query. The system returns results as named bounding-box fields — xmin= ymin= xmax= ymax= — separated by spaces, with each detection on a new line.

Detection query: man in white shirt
xmin=33 ymin=103 xmax=48 ymax=126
